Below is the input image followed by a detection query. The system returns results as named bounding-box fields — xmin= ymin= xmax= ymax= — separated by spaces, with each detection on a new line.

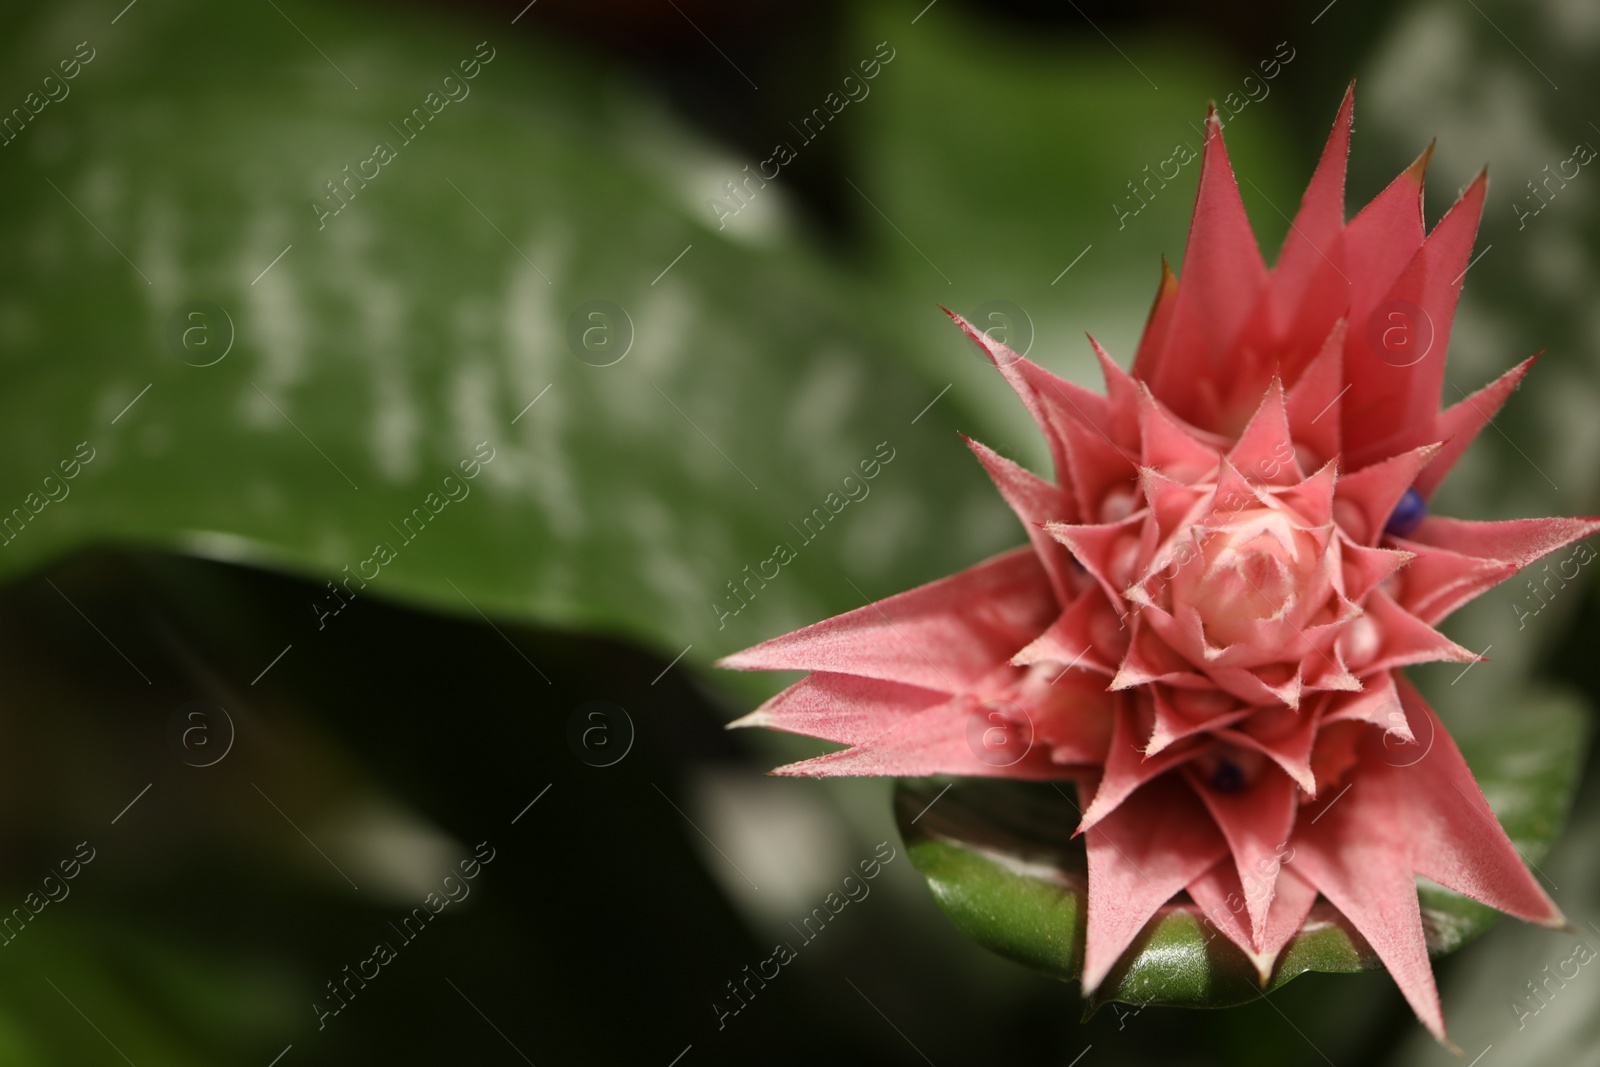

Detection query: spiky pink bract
xmin=721 ymin=86 xmax=1599 ymax=1042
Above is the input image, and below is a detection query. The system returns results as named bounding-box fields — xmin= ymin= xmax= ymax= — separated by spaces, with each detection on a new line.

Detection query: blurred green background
xmin=1 ymin=0 xmax=1598 ymax=1062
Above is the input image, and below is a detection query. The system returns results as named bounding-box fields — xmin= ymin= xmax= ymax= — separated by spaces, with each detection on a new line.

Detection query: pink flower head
xmin=720 ymin=86 xmax=1600 ymax=1041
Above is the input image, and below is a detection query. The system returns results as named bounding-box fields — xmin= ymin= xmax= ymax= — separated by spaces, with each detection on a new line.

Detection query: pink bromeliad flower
xmin=720 ymin=87 xmax=1600 ymax=1040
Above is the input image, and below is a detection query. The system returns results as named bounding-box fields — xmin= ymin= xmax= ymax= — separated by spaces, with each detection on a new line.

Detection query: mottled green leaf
xmin=0 ymin=0 xmax=1011 ymax=677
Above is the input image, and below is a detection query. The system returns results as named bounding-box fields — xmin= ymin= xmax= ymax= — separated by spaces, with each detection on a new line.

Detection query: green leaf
xmin=894 ymin=690 xmax=1589 ymax=1007
xmin=0 ymin=0 xmax=1012 ymax=675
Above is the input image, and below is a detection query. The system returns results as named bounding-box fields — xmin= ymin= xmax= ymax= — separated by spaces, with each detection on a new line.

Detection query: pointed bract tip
xmin=1087 ymin=332 xmax=1122 ymax=370
xmin=1411 ymin=440 xmax=1446 ymax=470
xmin=769 ymin=762 xmax=826 ymax=778
xmin=945 ymin=308 xmax=1017 ymax=369
xmin=1252 ymin=952 xmax=1276 ymax=989
xmin=1461 ymin=166 xmax=1489 ymax=201
xmin=726 ymin=708 xmax=768 ymax=730
xmin=1404 ymin=139 xmax=1437 ymax=184
xmin=1332 ymin=81 xmax=1355 ymax=126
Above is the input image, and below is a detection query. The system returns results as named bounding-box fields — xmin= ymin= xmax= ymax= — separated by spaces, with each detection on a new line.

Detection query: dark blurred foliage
xmin=0 ymin=550 xmax=1419 ymax=1065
